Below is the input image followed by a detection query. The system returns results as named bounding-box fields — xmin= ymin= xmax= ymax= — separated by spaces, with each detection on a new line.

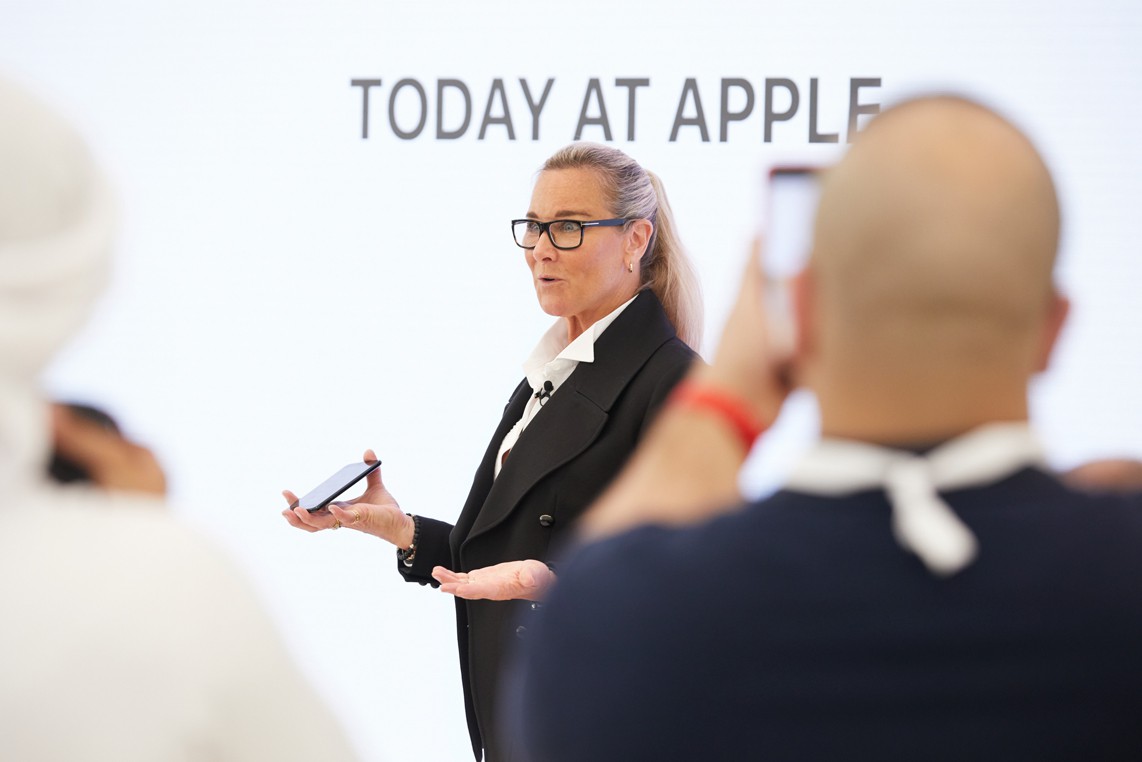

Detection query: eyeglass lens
xmin=514 ymin=220 xmax=583 ymax=249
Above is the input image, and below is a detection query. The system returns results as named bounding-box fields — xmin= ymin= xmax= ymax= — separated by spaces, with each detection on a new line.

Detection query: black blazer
xmin=397 ymin=290 xmax=697 ymax=760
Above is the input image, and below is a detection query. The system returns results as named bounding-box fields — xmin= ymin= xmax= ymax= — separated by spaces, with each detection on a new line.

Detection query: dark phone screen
xmin=295 ymin=460 xmax=381 ymax=512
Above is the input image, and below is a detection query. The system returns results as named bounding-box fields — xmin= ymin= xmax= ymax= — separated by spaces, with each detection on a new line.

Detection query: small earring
xmin=627 ymin=262 xmax=634 ymax=273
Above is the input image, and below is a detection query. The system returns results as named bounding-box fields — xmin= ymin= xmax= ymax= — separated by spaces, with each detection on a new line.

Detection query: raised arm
xmin=579 ymin=242 xmax=793 ymax=540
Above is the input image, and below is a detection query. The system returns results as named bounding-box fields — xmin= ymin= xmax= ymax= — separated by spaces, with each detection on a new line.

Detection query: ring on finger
xmin=352 ymin=509 xmax=361 ymax=524
xmin=332 ymin=520 xmax=342 ymax=530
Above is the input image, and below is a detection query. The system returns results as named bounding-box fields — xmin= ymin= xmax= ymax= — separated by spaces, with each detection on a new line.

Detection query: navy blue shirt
xmin=510 ymin=469 xmax=1142 ymax=761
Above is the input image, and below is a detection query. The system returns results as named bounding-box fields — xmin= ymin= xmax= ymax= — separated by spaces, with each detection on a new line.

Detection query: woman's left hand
xmin=432 ymin=560 xmax=556 ymax=601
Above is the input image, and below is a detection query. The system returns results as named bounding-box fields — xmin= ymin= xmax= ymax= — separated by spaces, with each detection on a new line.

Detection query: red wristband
xmin=668 ymin=381 xmax=768 ymax=450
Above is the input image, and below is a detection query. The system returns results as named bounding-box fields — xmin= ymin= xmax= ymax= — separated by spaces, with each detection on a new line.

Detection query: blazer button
xmin=539 ymin=514 xmax=554 ymax=527
xmin=516 ymin=625 xmax=527 ymax=638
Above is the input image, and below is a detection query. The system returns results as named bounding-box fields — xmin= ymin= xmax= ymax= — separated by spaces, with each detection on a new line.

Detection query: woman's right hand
xmin=280 ymin=448 xmax=415 ymax=549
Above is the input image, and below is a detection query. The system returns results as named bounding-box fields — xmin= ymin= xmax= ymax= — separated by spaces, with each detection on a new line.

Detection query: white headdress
xmin=0 ymin=77 xmax=116 ymax=492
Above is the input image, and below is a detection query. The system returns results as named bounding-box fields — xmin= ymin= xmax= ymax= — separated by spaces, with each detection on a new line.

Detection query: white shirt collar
xmin=494 ymin=294 xmax=640 ymax=480
xmin=784 ymin=422 xmax=1047 ymax=577
xmin=522 ymin=294 xmax=638 ymax=394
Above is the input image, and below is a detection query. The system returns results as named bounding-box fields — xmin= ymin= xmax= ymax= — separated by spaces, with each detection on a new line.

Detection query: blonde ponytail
xmin=642 ymin=170 xmax=703 ymax=349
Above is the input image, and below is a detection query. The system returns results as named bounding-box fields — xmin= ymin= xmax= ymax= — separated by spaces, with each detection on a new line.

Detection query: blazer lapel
xmin=462 ymin=290 xmax=677 ymax=545
xmin=450 ymin=379 xmax=531 ymax=556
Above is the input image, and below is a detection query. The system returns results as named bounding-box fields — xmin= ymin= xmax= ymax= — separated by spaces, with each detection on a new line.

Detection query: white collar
xmin=784 ymin=422 xmax=1047 ymax=577
xmin=522 ymin=294 xmax=638 ymax=394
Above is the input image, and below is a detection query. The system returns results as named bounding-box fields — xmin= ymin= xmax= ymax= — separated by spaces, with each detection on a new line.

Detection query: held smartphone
xmin=291 ymin=459 xmax=382 ymax=513
xmin=766 ymin=166 xmax=822 ymax=279
xmin=764 ymin=166 xmax=823 ymax=352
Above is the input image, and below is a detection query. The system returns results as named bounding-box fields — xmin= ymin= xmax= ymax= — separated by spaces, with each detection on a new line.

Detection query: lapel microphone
xmin=534 ymin=380 xmax=554 ymax=406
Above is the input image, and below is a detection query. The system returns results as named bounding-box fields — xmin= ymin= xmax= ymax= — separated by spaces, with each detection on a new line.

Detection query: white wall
xmin=4 ymin=1 xmax=1140 ymax=758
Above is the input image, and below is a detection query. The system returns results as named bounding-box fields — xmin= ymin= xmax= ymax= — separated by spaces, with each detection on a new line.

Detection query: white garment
xmin=785 ymin=422 xmax=1047 ymax=576
xmin=494 ymin=295 xmax=638 ymax=477
xmin=0 ymin=77 xmax=114 ymax=494
xmin=0 ymin=488 xmax=360 ymax=761
xmin=0 ymin=76 xmax=360 ymax=760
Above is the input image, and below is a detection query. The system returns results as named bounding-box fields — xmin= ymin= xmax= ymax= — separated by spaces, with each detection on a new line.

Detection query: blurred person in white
xmin=0 ymin=76 xmax=359 ymax=761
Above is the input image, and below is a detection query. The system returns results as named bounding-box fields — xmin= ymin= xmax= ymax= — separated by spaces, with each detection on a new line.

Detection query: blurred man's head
xmin=798 ymin=95 xmax=1068 ymax=443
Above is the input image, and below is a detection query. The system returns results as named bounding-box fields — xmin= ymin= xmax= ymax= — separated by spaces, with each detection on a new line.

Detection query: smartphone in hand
xmin=291 ymin=459 xmax=381 ymax=513
xmin=764 ymin=166 xmax=823 ymax=352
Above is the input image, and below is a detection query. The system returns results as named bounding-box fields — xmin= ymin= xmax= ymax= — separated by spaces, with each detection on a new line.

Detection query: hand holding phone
xmin=290 ymin=459 xmax=382 ymax=513
xmin=281 ymin=449 xmax=416 ymax=546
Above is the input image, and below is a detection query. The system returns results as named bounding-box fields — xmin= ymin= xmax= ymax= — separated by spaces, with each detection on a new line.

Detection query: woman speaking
xmin=282 ymin=143 xmax=701 ymax=761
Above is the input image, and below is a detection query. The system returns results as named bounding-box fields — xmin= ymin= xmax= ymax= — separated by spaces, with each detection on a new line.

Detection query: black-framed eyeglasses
xmin=511 ymin=218 xmax=628 ymax=250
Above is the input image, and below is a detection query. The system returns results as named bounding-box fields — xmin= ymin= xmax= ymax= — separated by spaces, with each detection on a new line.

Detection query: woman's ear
xmin=625 ymin=219 xmax=654 ymax=262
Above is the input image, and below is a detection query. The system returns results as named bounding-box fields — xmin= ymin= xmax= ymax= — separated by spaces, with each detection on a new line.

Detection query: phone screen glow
xmin=766 ymin=168 xmax=822 ymax=279
xmin=297 ymin=461 xmax=380 ymax=512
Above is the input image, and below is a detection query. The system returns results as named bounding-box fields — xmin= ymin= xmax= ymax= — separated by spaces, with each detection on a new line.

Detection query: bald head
xmin=803 ymin=96 xmax=1065 ymax=442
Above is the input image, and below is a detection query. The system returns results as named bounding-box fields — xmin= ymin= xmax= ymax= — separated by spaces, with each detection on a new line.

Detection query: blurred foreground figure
xmin=0 ymin=77 xmax=358 ymax=761
xmin=511 ymin=96 xmax=1142 ymax=761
